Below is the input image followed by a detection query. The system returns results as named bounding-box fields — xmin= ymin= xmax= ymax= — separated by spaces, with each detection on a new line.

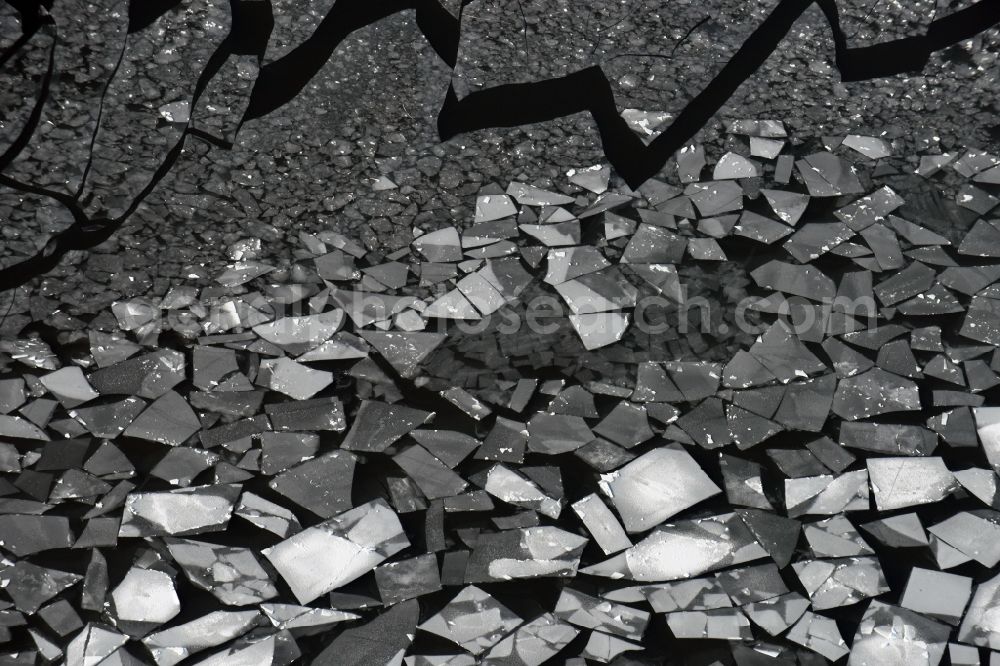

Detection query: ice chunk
xmin=166 ymin=538 xmax=277 ymax=605
xmin=599 ymin=446 xmax=721 ymax=533
xmin=263 ymin=499 xmax=408 ymax=603
xmin=419 ymin=586 xmax=523 ymax=655
xmin=119 ymin=484 xmax=240 ymax=537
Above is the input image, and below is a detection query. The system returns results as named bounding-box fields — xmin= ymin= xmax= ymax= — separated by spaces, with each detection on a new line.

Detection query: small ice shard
xmin=568 ymin=164 xmax=610 ymax=194
xmin=159 ymin=99 xmax=190 ymax=122
xmin=265 ymin=396 xmax=346 ymax=432
xmin=840 ymin=422 xmax=937 ymax=456
xmin=258 ymin=357 xmax=333 ymax=400
xmin=261 ymin=604 xmax=359 ymax=635
xmin=804 ymin=515 xmax=873 ymax=557
xmin=342 ymin=400 xmax=434 ymax=452
xmin=215 ymin=261 xmax=274 ymax=287
xmin=784 ymin=470 xmax=870 ymax=516
xmin=39 ymin=366 xmax=99 ymax=408
xmin=620 ymin=224 xmax=686 ymax=264
xmin=394 ymin=445 xmax=467 ymax=499
xmin=123 ymin=391 xmax=201 ymax=446
xmin=666 ymin=608 xmax=753 ymax=640
xmin=572 ymin=493 xmax=631 ymax=555
xmin=900 ymin=567 xmax=972 ymax=626
xmin=252 ymin=311 xmax=344 ymax=352
xmin=374 ymin=553 xmax=442 ymax=605
xmin=142 ymin=611 xmax=260 ymax=666
xmin=418 ymin=586 xmax=523 ymax=655
xmin=842 ymin=134 xmax=892 ymax=159
xmin=481 ymin=464 xmax=561 ymax=518
xmin=413 ymin=227 xmax=463 ymax=262
xmin=506 ymin=182 xmax=574 ymax=206
xmin=786 ymin=611 xmax=849 ymax=661
xmin=553 ymin=587 xmax=649 ymax=641
xmin=166 ymin=538 xmax=277 ymax=605
xmin=439 ymin=387 xmax=491 ymax=421
xmin=867 ymin=457 xmax=956 ymax=510
xmin=580 ymin=631 xmax=641 ymax=663
xmin=713 ymin=152 xmax=760 ymax=179
xmin=360 ymin=330 xmax=446 ymax=378
xmin=64 ymin=624 xmax=128 ymax=666
xmin=795 ymin=152 xmax=864 ymax=197
xmin=793 ymin=557 xmax=888 ymax=609
xmin=71 ymin=397 xmax=146 ymax=439
xmin=235 ymin=491 xmax=301 ymax=537
xmin=598 ymin=446 xmax=721 ymax=533
xmin=526 ymin=413 xmax=593 ymax=455
xmin=849 ymin=601 xmax=950 ymax=666
xmin=743 ymin=592 xmax=810 ymax=635
xmin=569 ymin=312 xmax=629 ymax=350
xmin=582 ymin=513 xmax=767 ymax=581
xmin=263 ymin=499 xmax=408 ymax=603
xmin=119 ymin=484 xmax=240 ymax=537
xmin=751 ymin=260 xmax=836 ymax=301
xmin=110 ymin=567 xmax=180 ymax=628
xmin=483 ymin=612 xmax=578 ymax=665
xmin=465 ymin=526 xmax=588 ymax=582
xmin=860 ymin=512 xmax=928 ymax=548
xmin=475 ymin=194 xmax=517 ymax=222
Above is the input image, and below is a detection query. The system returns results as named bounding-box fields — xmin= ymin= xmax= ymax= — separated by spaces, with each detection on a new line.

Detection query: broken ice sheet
xmin=142 ymin=610 xmax=261 ymax=666
xmin=235 ymin=491 xmax=302 ymax=537
xmin=793 ymin=557 xmax=888 ymax=610
xmin=572 ymin=493 xmax=631 ymax=555
xmin=666 ymin=607 xmax=753 ymax=640
xmin=795 ymin=152 xmax=864 ymax=197
xmin=569 ymin=312 xmax=629 ymax=350
xmin=481 ymin=464 xmax=560 ymax=518
xmin=39 ymin=366 xmax=99 ymax=408
xmin=483 ymin=612 xmax=578 ymax=666
xmin=263 ymin=499 xmax=408 ymax=603
xmin=374 ymin=553 xmax=442 ymax=605
xmin=900 ymin=567 xmax=972 ymax=625
xmin=258 ymin=357 xmax=333 ymax=400
xmin=394 ymin=445 xmax=467 ymax=500
xmin=342 ymin=400 xmax=434 ymax=452
xmin=3 ymin=560 xmax=82 ymax=613
xmin=850 ymin=601 xmax=950 ymax=666
xmin=867 ymin=457 xmax=956 ymax=510
xmin=804 ymin=515 xmax=873 ymax=558
xmin=743 ymin=592 xmax=810 ymax=636
xmin=419 ymin=585 xmax=523 ymax=655
xmin=582 ymin=512 xmax=767 ymax=581
xmin=554 ymin=587 xmax=649 ymax=641
xmin=123 ymin=390 xmax=200 ymax=446
xmin=261 ymin=604 xmax=359 ymax=636
xmin=88 ymin=349 xmax=186 ymax=399
xmin=599 ymin=446 xmax=721 ymax=533
xmin=251 ymin=310 xmax=344 ymax=354
xmin=166 ymin=538 xmax=278 ymax=605
xmin=786 ymin=611 xmax=849 ymax=661
xmin=465 ymin=526 xmax=587 ymax=582
xmin=109 ymin=567 xmax=180 ymax=633
xmin=119 ymin=484 xmax=240 ymax=537
xmin=64 ymin=624 xmax=128 ymax=666
xmin=927 ymin=510 xmax=1000 ymax=567
xmin=785 ymin=470 xmax=870 ymax=516
xmin=269 ymin=451 xmax=356 ymax=518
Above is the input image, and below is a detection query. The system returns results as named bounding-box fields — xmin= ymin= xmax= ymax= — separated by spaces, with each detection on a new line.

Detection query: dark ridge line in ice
xmin=439 ymin=0 xmax=1000 ymax=188
xmin=0 ymin=0 xmax=272 ymax=291
xmin=1 ymin=0 xmax=999 ymax=291
xmin=0 ymin=18 xmax=55 ymax=173
xmin=240 ymin=0 xmax=460 ymax=123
